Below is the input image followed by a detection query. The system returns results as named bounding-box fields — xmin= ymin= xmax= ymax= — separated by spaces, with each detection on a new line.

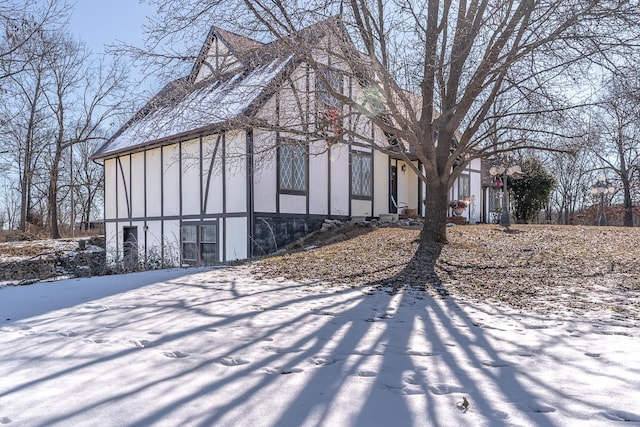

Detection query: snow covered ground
xmin=0 ymin=265 xmax=638 ymax=426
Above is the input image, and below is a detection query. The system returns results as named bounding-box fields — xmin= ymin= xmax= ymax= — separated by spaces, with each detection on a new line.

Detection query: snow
xmin=0 ymin=265 xmax=639 ymax=426
xmin=96 ymin=56 xmax=292 ymax=157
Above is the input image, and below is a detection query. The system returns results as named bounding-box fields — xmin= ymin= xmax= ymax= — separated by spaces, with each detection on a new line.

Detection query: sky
xmin=68 ymin=0 xmax=155 ymax=55
xmin=1 ymin=265 xmax=639 ymax=426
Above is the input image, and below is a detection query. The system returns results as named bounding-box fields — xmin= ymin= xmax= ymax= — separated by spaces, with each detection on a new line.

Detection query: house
xmin=91 ymin=19 xmax=483 ymax=266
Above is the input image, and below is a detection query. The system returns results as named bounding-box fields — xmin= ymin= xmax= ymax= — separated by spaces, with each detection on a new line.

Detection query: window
xmin=279 ymin=142 xmax=306 ymax=192
xmin=316 ymin=68 xmax=343 ymax=140
xmin=458 ymin=174 xmax=470 ymax=199
xmin=181 ymin=223 xmax=217 ymax=264
xmin=351 ymin=152 xmax=372 ymax=198
xmin=316 ymin=68 xmax=342 ymax=108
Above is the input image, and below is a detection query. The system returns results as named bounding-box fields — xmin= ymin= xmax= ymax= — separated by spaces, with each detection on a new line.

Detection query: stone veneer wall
xmin=0 ymin=249 xmax=106 ymax=284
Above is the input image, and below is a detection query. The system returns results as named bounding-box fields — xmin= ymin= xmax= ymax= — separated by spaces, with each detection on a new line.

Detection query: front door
xmin=389 ymin=164 xmax=398 ymax=213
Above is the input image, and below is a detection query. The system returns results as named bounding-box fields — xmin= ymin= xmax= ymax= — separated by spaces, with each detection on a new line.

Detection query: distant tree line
xmin=0 ymin=0 xmax=130 ymax=238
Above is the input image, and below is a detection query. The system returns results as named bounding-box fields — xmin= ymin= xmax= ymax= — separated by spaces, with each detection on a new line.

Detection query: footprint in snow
xmin=217 ymin=357 xmax=250 ymax=366
xmin=307 ymin=355 xmax=336 ymax=366
xmin=163 ymin=351 xmax=189 ymax=359
xmin=406 ymin=349 xmax=442 ymax=357
xmin=481 ymin=359 xmax=512 ymax=368
xmin=131 ymin=340 xmax=152 ymax=348
xmin=385 ymin=384 xmax=425 ymax=395
xmin=428 ymin=384 xmax=465 ymax=395
xmin=0 ymin=416 xmax=10 ymax=424
xmin=147 ymin=331 xmax=162 ymax=336
xmin=263 ymin=367 xmax=303 ymax=375
xmin=585 ymin=352 xmax=601 ymax=358
xmin=353 ymin=370 xmax=377 ymax=377
xmin=264 ymin=346 xmax=303 ymax=354
xmin=84 ymin=338 xmax=107 ymax=344
xmin=57 ymin=331 xmax=78 ymax=337
xmin=517 ymin=403 xmax=556 ymax=414
xmin=603 ymin=410 xmax=640 ymax=422
xmin=523 ymin=324 xmax=550 ymax=330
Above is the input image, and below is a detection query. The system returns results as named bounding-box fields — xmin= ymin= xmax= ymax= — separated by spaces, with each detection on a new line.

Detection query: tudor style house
xmin=91 ymin=19 xmax=483 ymax=266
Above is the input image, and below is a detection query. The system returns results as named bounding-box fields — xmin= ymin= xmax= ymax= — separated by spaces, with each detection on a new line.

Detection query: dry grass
xmin=253 ymin=224 xmax=640 ymax=323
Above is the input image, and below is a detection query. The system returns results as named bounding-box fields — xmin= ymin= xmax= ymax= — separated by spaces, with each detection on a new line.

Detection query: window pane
xmin=280 ymin=146 xmax=293 ymax=189
xmin=200 ymin=224 xmax=216 ymax=243
xmin=181 ymin=225 xmax=197 ymax=242
xmin=279 ymin=143 xmax=306 ymax=191
xmin=458 ymin=174 xmax=470 ymax=198
xmin=182 ymin=242 xmax=198 ymax=261
xmin=352 ymin=153 xmax=372 ymax=197
xmin=200 ymin=243 xmax=216 ymax=263
xmin=317 ymin=68 xmax=342 ymax=108
xmin=292 ymin=146 xmax=306 ymax=190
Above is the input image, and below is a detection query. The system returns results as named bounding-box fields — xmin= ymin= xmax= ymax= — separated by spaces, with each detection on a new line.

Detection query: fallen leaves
xmin=252 ymin=224 xmax=640 ymax=323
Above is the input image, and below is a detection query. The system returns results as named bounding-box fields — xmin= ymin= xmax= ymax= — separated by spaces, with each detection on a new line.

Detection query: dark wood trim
xmin=104 ymin=212 xmax=248 ymax=223
xmin=253 ymin=211 xmax=349 ymax=221
xmin=417 ymin=160 xmax=423 ymax=217
xmin=129 ymin=154 xmax=133 ymax=226
xmin=160 ymin=146 xmax=165 ymax=266
xmin=116 ymin=157 xmax=131 ymax=219
xmin=199 ymin=136 xmax=203 ymax=216
xmin=221 ymin=132 xmax=227 ymax=262
xmin=275 ymin=91 xmax=281 ymax=215
xmin=246 ymin=129 xmax=254 ymax=258
xmin=114 ymin=159 xmax=119 ymax=260
xmin=203 ymin=134 xmax=222 ymax=214
xmin=179 ymin=141 xmax=183 ymax=217
xmin=144 ymin=151 xmax=148 ymax=263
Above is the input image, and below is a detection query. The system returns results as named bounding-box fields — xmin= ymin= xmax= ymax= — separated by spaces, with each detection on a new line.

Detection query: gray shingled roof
xmin=91 ymin=18 xmax=346 ymax=160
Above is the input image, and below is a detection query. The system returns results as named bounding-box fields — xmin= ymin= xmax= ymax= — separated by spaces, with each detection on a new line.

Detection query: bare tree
xmin=71 ymin=138 xmax=105 ymax=232
xmin=43 ymin=32 xmax=128 ymax=238
xmin=1 ymin=2 xmax=129 ymax=238
xmin=0 ymin=0 xmax=66 ymax=83
xmin=591 ymin=70 xmax=640 ymax=226
xmin=138 ymin=0 xmax=640 ymax=255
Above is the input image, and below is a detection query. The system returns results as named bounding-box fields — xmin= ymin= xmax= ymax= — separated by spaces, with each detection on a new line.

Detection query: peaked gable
xmin=91 ymin=17 xmax=365 ymax=160
xmin=190 ymin=26 xmax=265 ymax=83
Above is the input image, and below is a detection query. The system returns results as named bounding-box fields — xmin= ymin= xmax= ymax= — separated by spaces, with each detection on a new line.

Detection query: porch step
xmin=447 ymin=216 xmax=468 ymax=225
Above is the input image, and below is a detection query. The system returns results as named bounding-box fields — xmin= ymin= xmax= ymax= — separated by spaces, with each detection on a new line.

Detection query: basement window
xmin=181 ymin=222 xmax=218 ymax=265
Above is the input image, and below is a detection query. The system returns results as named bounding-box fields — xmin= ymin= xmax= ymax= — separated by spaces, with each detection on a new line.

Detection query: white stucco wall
xmin=309 ymin=141 xmax=329 ymax=215
xmin=116 ymin=156 xmax=130 ymax=219
xmin=104 ymin=159 xmax=116 ymax=219
xmin=131 ymin=152 xmax=145 ymax=218
xmin=202 ymin=134 xmax=224 ymax=214
xmin=225 ymin=130 xmax=247 ymax=213
xmin=181 ymin=139 xmax=201 ymax=216
xmin=146 ymin=149 xmax=162 ymax=217
xmin=225 ymin=217 xmax=248 ymax=261
xmin=330 ymin=143 xmax=349 ymax=216
xmin=372 ymin=151 xmax=389 ymax=216
xmin=162 ymin=144 xmax=180 ymax=217
xmin=252 ymin=129 xmax=277 ymax=213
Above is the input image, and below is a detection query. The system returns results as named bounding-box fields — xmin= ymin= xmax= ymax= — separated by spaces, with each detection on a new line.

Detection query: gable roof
xmin=90 ymin=17 xmax=358 ymax=161
xmin=91 ymin=55 xmax=292 ymax=160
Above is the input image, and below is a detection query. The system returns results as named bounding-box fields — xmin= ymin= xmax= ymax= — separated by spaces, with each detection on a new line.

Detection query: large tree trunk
xmin=420 ymin=178 xmax=449 ymax=245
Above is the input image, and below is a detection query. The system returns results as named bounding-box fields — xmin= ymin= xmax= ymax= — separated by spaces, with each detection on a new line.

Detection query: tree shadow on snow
xmin=1 ymin=254 xmax=633 ymax=426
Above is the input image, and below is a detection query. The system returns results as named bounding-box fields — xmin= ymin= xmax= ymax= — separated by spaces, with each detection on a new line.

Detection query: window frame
xmin=351 ymin=151 xmax=373 ymax=199
xmin=458 ymin=173 xmax=470 ymax=199
xmin=181 ymin=221 xmax=218 ymax=265
xmin=278 ymin=139 xmax=308 ymax=194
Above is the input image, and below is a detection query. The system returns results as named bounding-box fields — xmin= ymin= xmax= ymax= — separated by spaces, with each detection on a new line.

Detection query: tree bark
xmin=420 ymin=178 xmax=449 ymax=245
